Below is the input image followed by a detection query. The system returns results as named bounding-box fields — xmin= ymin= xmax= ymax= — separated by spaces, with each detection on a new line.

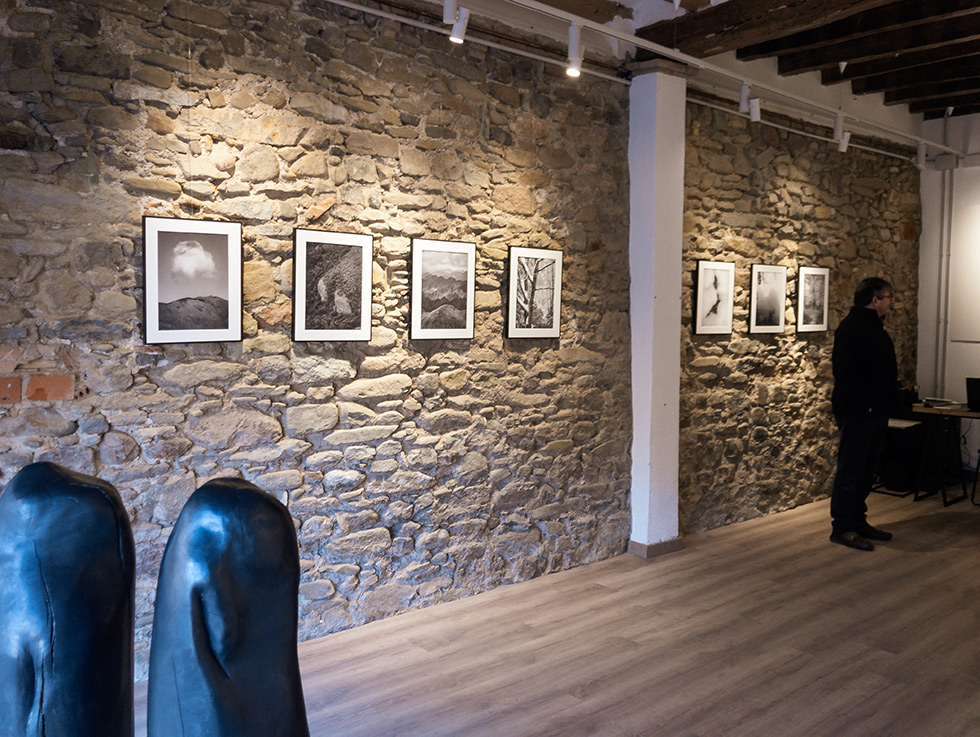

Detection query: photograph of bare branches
xmin=293 ymin=229 xmax=373 ymax=341
xmin=798 ymin=266 xmax=830 ymax=332
xmin=507 ymin=246 xmax=563 ymax=338
xmin=410 ymin=238 xmax=475 ymax=340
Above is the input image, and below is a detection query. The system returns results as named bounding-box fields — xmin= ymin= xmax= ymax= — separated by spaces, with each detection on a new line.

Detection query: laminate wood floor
xmin=134 ymin=490 xmax=980 ymax=737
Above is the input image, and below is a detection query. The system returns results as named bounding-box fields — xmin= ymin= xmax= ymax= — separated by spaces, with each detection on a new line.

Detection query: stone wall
xmin=0 ymin=0 xmax=633 ymax=678
xmin=680 ymin=98 xmax=920 ymax=534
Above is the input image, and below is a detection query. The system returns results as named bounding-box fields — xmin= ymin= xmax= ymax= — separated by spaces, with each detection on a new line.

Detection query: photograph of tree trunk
xmin=508 ymin=247 xmax=562 ymax=338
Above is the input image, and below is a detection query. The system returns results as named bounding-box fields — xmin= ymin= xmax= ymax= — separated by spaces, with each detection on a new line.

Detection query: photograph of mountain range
xmin=411 ymin=239 xmax=475 ymax=339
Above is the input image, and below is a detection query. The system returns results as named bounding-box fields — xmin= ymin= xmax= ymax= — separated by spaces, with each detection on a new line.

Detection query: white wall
xmin=919 ymin=114 xmax=980 ymax=469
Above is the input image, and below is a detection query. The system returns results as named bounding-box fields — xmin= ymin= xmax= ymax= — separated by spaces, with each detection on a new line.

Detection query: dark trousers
xmin=830 ymin=413 xmax=888 ymax=535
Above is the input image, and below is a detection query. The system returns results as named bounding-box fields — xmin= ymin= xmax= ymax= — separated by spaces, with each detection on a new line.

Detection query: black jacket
xmin=831 ymin=305 xmax=898 ymax=417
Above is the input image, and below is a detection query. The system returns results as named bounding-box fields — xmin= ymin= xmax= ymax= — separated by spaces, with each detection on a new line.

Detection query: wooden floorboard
xmin=134 ymin=491 xmax=980 ymax=736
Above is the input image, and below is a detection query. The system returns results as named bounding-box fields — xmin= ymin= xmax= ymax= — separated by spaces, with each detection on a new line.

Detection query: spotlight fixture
xmin=837 ymin=130 xmax=851 ymax=153
xmin=449 ymin=7 xmax=469 ymax=43
xmin=749 ymin=97 xmax=760 ymax=122
xmin=916 ymin=142 xmax=927 ymax=169
xmin=838 ymin=61 xmax=847 ymax=74
xmin=443 ymin=0 xmax=457 ymax=24
xmin=946 ymin=106 xmax=955 ymax=118
xmin=833 ymin=112 xmax=844 ymax=141
xmin=566 ymin=21 xmax=582 ymax=77
xmin=739 ymin=82 xmax=749 ymax=114
xmin=673 ymin=0 xmax=682 ymax=9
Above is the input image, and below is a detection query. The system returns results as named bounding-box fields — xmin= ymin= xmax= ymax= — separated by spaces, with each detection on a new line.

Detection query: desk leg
xmin=915 ymin=414 xmax=968 ymax=505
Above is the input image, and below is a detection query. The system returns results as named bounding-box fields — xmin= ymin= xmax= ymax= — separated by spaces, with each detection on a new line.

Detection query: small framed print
xmin=695 ymin=260 xmax=735 ymax=335
xmin=293 ymin=229 xmax=373 ymax=342
xmin=410 ymin=238 xmax=475 ymax=340
xmin=508 ymin=246 xmax=562 ymax=339
xmin=143 ymin=216 xmax=242 ymax=344
xmin=798 ymin=266 xmax=830 ymax=332
xmin=749 ymin=264 xmax=787 ymax=334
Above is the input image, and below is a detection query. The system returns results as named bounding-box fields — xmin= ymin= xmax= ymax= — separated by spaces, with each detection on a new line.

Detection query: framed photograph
xmin=798 ymin=266 xmax=830 ymax=332
xmin=695 ymin=260 xmax=735 ymax=335
xmin=143 ymin=216 xmax=242 ymax=344
xmin=293 ymin=229 xmax=373 ymax=341
xmin=749 ymin=264 xmax=787 ymax=334
xmin=410 ymin=238 xmax=475 ymax=340
xmin=507 ymin=246 xmax=563 ymax=338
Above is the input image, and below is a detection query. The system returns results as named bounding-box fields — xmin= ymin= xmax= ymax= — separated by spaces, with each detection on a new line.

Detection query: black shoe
xmin=830 ymin=531 xmax=875 ymax=551
xmin=857 ymin=524 xmax=892 ymax=541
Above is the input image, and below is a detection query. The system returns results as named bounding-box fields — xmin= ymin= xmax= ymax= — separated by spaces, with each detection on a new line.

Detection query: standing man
xmin=829 ymin=276 xmax=898 ymax=551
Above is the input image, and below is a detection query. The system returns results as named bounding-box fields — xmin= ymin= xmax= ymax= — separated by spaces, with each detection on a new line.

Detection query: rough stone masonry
xmin=0 ymin=0 xmax=633 ymax=678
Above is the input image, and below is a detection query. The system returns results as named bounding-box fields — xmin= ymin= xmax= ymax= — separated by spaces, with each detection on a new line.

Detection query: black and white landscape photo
xmin=695 ymin=260 xmax=735 ymax=334
xmin=143 ymin=217 xmax=242 ymax=344
xmin=508 ymin=246 xmax=562 ymax=338
xmin=293 ymin=229 xmax=373 ymax=341
xmin=410 ymin=239 xmax=475 ymax=339
xmin=798 ymin=266 xmax=830 ymax=332
xmin=749 ymin=264 xmax=786 ymax=334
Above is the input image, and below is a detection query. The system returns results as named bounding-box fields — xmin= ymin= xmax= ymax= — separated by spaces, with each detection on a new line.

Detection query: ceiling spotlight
xmin=450 ymin=7 xmax=470 ymax=44
xmin=443 ymin=0 xmax=457 ymax=24
xmin=673 ymin=0 xmax=682 ymax=9
xmin=946 ymin=106 xmax=955 ymax=117
xmin=837 ymin=130 xmax=851 ymax=153
xmin=838 ymin=61 xmax=847 ymax=74
xmin=567 ymin=21 xmax=582 ymax=78
xmin=833 ymin=112 xmax=844 ymax=141
xmin=749 ymin=97 xmax=761 ymax=122
xmin=739 ymin=82 xmax=749 ymax=114
xmin=916 ymin=142 xmax=927 ymax=169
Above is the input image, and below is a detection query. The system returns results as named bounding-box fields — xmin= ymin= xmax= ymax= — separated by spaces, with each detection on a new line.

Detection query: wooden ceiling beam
xmin=777 ymin=15 xmax=980 ymax=75
xmin=821 ymin=40 xmax=980 ymax=83
xmin=910 ymin=89 xmax=980 ymax=114
xmin=737 ymin=0 xmax=980 ymax=62
xmin=883 ymin=76 xmax=980 ymax=105
xmin=634 ymin=0 xmax=895 ymax=58
xmin=924 ymin=103 xmax=980 ymax=119
xmin=852 ymin=56 xmax=980 ymax=94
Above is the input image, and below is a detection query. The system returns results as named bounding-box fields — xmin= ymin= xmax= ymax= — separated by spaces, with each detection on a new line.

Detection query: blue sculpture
xmin=0 ymin=462 xmax=135 ymax=737
xmin=147 ymin=478 xmax=310 ymax=737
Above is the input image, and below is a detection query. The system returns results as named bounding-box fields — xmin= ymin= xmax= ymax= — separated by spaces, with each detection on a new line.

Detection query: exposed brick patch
xmin=25 ymin=374 xmax=74 ymax=401
xmin=0 ymin=376 xmax=21 ymax=403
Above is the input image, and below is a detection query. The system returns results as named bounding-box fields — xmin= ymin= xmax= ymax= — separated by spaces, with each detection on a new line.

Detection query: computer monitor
xmin=966 ymin=377 xmax=980 ymax=412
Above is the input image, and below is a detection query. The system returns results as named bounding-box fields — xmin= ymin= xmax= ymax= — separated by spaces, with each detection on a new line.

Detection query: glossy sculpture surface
xmin=0 ymin=461 xmax=136 ymax=737
xmin=147 ymin=477 xmax=310 ymax=737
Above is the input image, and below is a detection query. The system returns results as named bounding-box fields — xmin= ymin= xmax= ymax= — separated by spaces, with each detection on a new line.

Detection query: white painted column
xmin=628 ymin=70 xmax=687 ymax=556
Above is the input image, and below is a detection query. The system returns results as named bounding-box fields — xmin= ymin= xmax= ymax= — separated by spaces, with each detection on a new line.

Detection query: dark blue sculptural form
xmin=0 ymin=461 xmax=136 ymax=737
xmin=147 ymin=478 xmax=310 ymax=737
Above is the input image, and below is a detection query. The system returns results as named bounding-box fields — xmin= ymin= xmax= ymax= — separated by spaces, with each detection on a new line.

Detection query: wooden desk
xmin=910 ymin=402 xmax=979 ymax=505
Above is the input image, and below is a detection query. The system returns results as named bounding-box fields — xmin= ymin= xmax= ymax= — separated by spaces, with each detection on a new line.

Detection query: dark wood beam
xmin=634 ymin=0 xmax=895 ymax=58
xmin=909 ymin=89 xmax=980 ymax=114
xmin=737 ymin=0 xmax=980 ymax=62
xmin=533 ymin=0 xmax=632 ymax=24
xmin=821 ymin=40 xmax=980 ymax=83
xmin=924 ymin=103 xmax=980 ymax=119
xmin=778 ymin=14 xmax=980 ymax=75
xmin=883 ymin=76 xmax=980 ymax=105
xmin=853 ymin=56 xmax=980 ymax=94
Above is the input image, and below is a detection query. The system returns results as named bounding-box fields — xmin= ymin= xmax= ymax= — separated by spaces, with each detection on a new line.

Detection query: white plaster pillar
xmin=628 ymin=69 xmax=687 ymax=557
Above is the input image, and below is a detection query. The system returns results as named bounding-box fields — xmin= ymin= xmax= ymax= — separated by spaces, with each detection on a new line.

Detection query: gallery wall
xmin=0 ymin=0 xmax=633 ymax=678
xmin=679 ymin=95 xmax=921 ymax=534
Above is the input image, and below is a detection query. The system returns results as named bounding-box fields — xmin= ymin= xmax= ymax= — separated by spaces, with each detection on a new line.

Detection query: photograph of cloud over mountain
xmin=156 ymin=232 xmax=230 ymax=331
xmin=419 ymin=250 xmax=468 ymax=330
